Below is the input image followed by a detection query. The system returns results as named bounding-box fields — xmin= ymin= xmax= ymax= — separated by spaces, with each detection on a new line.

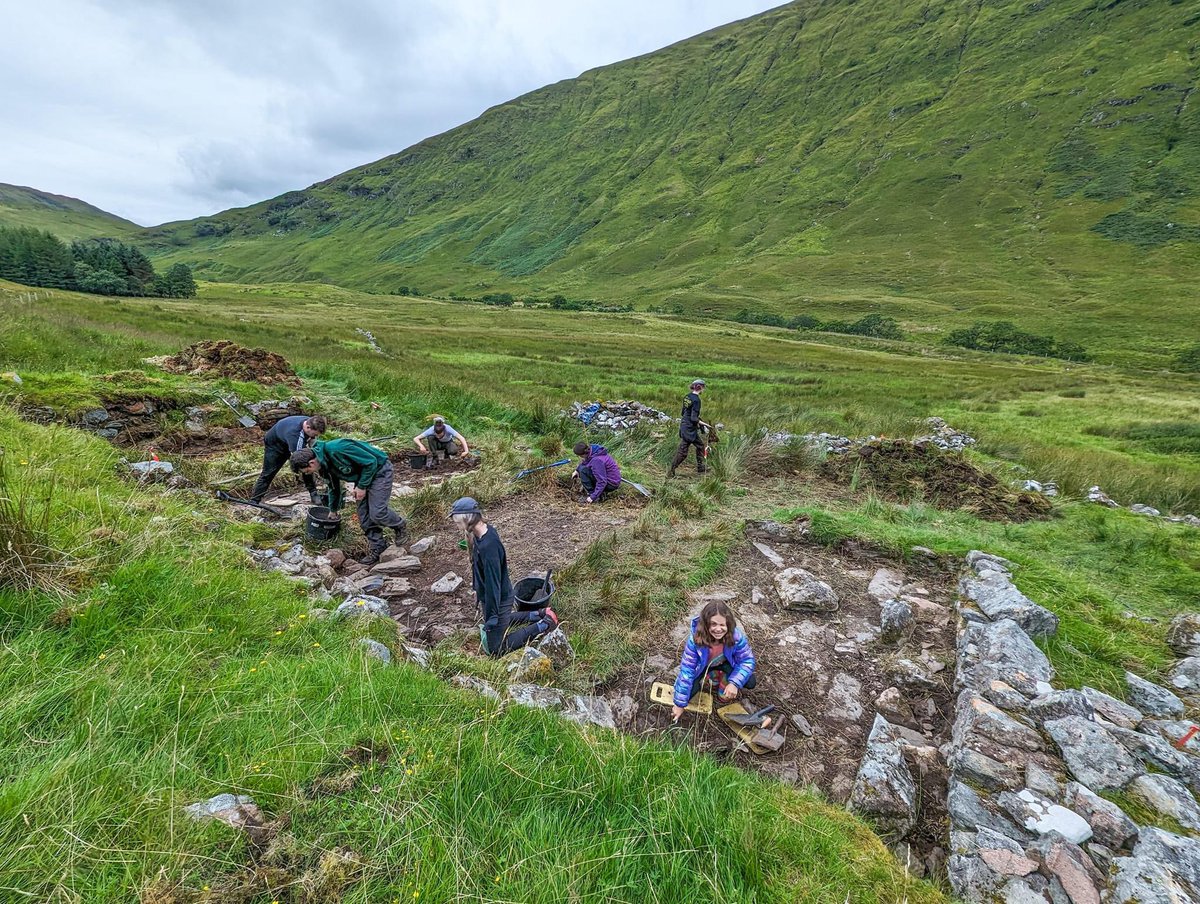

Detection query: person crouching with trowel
xmin=290 ymin=438 xmax=407 ymax=566
xmin=414 ymin=416 xmax=470 ymax=460
xmin=450 ymin=497 xmax=558 ymax=657
xmin=672 ymin=600 xmax=758 ymax=722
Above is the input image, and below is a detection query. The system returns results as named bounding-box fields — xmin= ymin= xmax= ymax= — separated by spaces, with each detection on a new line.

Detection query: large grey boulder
xmin=507 ymin=684 xmax=564 ymax=710
xmin=955 ymin=691 xmax=1045 ymax=752
xmin=949 ymin=746 xmax=1025 ymax=792
xmin=358 ymin=639 xmax=392 ymax=664
xmin=958 ymin=618 xmax=1054 ymax=698
xmin=1044 ymin=716 xmax=1144 ymax=791
xmin=1128 ymin=774 xmax=1200 ymax=832
xmin=1110 ymin=828 xmax=1200 ymax=904
xmin=849 ymin=715 xmax=917 ymax=837
xmin=948 ymin=780 xmax=1031 ymax=840
xmin=774 ymin=568 xmax=839 ymax=612
xmin=997 ymin=788 xmax=1093 ymax=844
xmin=958 ymin=570 xmax=1059 ymax=638
xmin=966 ymin=551 xmax=1014 ymax=575
xmin=1064 ymin=781 xmax=1139 ymax=851
xmin=1108 ymin=724 xmax=1200 ymax=794
xmin=562 ymin=695 xmax=617 ymax=730
xmin=1027 ymin=689 xmax=1094 ymax=726
xmin=1126 ymin=671 xmax=1186 ymax=718
xmin=1140 ymin=720 xmax=1200 ymax=755
xmin=1169 ymin=657 xmax=1200 ymax=694
xmin=536 ymin=628 xmax=576 ymax=668
xmin=1082 ymin=686 xmax=1143 ymax=729
xmin=1167 ymin=614 xmax=1200 ymax=658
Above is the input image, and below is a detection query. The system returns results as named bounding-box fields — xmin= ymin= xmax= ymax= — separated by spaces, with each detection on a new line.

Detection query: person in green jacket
xmin=291 ymin=439 xmax=407 ymax=566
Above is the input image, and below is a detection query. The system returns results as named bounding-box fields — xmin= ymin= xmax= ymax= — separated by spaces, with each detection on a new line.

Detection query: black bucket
xmin=306 ymin=506 xmax=342 ymax=541
xmin=409 ymin=452 xmax=428 ymax=469
xmin=513 ymin=574 xmax=555 ymax=611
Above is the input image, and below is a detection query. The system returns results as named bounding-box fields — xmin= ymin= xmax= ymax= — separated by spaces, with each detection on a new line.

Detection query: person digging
xmin=290 ymin=439 xmax=407 ymax=566
xmin=671 ymin=600 xmax=760 ymax=723
xmin=251 ymin=414 xmax=327 ymax=503
xmin=413 ymin=416 xmax=470 ymax=461
xmin=450 ymin=497 xmax=559 ymax=657
xmin=572 ymin=441 xmax=622 ymax=504
xmin=667 ymin=379 xmax=710 ymax=478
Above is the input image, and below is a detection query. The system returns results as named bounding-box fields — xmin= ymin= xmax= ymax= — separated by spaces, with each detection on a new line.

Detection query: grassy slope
xmin=144 ymin=0 xmax=1200 ymax=360
xmin=0 ymin=183 xmax=139 ymax=240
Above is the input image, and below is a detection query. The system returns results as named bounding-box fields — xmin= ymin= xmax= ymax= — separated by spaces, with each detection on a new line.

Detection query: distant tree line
xmin=0 ymin=227 xmax=196 ymax=297
xmin=733 ymin=309 xmax=904 ymax=339
xmin=943 ymin=321 xmax=1090 ymax=362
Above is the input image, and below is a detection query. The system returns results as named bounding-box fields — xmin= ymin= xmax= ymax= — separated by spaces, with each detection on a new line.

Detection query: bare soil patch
xmin=609 ymin=532 xmax=958 ymax=875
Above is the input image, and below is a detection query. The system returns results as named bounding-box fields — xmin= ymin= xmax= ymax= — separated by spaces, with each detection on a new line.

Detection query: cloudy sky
xmin=3 ymin=1 xmax=782 ymax=226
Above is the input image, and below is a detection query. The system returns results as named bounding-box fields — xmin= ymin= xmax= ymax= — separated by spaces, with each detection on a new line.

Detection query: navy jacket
xmin=264 ymin=415 xmax=311 ymax=454
xmin=679 ymin=392 xmax=702 ymax=442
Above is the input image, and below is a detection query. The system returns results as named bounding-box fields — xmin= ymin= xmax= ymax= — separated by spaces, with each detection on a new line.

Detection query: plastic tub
xmin=513 ymin=574 xmax=555 ymax=611
xmin=305 ymin=505 xmax=342 ymax=541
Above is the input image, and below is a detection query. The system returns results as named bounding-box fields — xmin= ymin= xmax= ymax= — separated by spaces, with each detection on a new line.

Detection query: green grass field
xmin=2 ymin=276 xmax=1199 ymax=900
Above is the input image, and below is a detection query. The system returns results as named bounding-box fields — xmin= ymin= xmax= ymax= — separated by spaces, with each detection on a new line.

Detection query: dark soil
xmin=822 ymin=439 xmax=1052 ymax=522
xmin=607 ymin=534 xmax=958 ymax=874
xmin=152 ymin=339 xmax=300 ymax=387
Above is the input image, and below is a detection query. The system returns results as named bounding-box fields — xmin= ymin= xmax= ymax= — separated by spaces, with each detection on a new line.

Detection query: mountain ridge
xmin=0 ymin=183 xmax=139 ymax=239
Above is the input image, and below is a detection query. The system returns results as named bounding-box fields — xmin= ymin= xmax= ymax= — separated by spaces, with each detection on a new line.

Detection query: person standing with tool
xmin=667 ymin=379 xmax=709 ymax=478
xmin=413 ymin=416 xmax=470 ymax=459
xmin=251 ymin=414 xmax=327 ymax=503
xmin=290 ymin=438 xmax=407 ymax=566
xmin=449 ymin=497 xmax=558 ymax=656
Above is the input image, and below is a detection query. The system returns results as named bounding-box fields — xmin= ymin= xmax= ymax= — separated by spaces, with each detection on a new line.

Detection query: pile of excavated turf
xmin=822 ymin=439 xmax=1053 ymax=522
xmin=150 ymin=340 xmax=300 ymax=386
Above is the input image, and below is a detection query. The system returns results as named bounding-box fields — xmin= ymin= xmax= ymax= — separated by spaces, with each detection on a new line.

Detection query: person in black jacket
xmin=450 ymin=497 xmax=558 ymax=657
xmin=251 ymin=414 xmax=326 ymax=502
xmin=667 ymin=379 xmax=707 ymax=478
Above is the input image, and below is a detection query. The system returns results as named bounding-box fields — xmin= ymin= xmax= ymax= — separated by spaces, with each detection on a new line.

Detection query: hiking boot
xmin=666 ymin=469 xmax=676 ymax=480
xmin=393 ymin=519 xmax=408 ymax=546
xmin=359 ymin=546 xmax=387 ymax=567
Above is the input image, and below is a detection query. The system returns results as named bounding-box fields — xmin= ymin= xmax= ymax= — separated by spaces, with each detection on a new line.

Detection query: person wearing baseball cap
xmin=668 ymin=379 xmax=709 ymax=478
xmin=450 ymin=497 xmax=558 ymax=656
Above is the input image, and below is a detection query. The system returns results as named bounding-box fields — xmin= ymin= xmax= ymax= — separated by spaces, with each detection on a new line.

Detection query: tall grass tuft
xmin=0 ymin=449 xmax=65 ymax=592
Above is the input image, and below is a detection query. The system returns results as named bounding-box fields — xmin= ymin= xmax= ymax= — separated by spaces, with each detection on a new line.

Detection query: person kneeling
xmin=573 ymin=441 xmax=622 ymax=504
xmin=450 ymin=497 xmax=558 ymax=657
xmin=671 ymin=600 xmax=757 ymax=722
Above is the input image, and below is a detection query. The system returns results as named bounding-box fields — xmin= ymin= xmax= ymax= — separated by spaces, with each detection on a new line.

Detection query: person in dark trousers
xmin=667 ymin=379 xmax=708 ymax=478
xmin=413 ymin=416 xmax=470 ymax=459
xmin=671 ymin=600 xmax=757 ymax=722
xmin=290 ymin=439 xmax=407 ymax=566
xmin=573 ymin=441 xmax=622 ymax=503
xmin=450 ymin=497 xmax=558 ymax=657
xmin=251 ymin=414 xmax=327 ymax=502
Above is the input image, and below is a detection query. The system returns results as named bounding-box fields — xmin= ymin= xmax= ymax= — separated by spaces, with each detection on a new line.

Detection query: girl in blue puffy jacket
xmin=671 ymin=600 xmax=757 ymax=722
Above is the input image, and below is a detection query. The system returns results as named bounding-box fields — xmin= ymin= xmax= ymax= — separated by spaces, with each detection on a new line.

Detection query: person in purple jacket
xmin=671 ymin=600 xmax=757 ymax=722
xmin=573 ymin=441 xmax=622 ymax=504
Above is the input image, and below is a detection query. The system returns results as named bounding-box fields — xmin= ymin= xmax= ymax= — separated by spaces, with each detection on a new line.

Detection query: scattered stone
xmin=790 ymin=712 xmax=814 ymax=736
xmin=358 ymin=639 xmax=392 ymax=664
xmin=431 ymin=572 xmax=463 ymax=594
xmin=1045 ymin=716 xmax=1144 ymax=791
xmin=880 ymin=598 xmax=915 ymax=643
xmin=1125 ymin=671 xmax=1185 ymax=718
xmin=335 ymin=595 xmax=391 ymax=620
xmin=562 ymin=695 xmax=617 ymax=730
xmin=958 ymin=569 xmax=1059 ymax=638
xmin=536 ymin=628 xmax=575 ymax=668
xmin=379 ymin=578 xmax=413 ymax=597
xmin=126 ymin=460 xmax=175 ymax=481
xmin=888 ymin=656 xmax=940 ymax=690
xmin=565 ymin=399 xmax=672 ymax=432
xmin=751 ymin=541 xmax=785 ymax=568
xmin=1168 ymin=656 xmax=1200 ymax=694
xmin=825 ymin=673 xmax=864 ymax=723
xmin=849 ymin=715 xmax=918 ymax=838
xmin=911 ymin=545 xmax=938 ymax=559
xmin=1087 ymin=486 xmax=1120 ymax=508
xmin=997 ymin=788 xmax=1093 ymax=844
xmin=507 ymin=683 xmax=565 ymax=710
xmin=450 ymin=674 xmax=501 ymax=700
xmin=370 ymin=553 xmax=421 ymax=576
xmin=1028 ymin=689 xmax=1095 ymax=725
xmin=875 ymin=686 xmax=918 ymax=729
xmin=183 ymin=793 xmax=263 ymax=830
xmin=609 ymin=694 xmax=638 ymax=728
xmin=967 ymin=550 xmax=1014 ymax=574
xmin=1128 ymin=774 xmax=1200 ymax=832
xmin=774 ymin=568 xmax=839 ymax=612
xmin=308 ymin=607 xmax=331 ymax=620
xmin=1167 ymin=614 xmax=1200 ymax=658
xmin=745 ymin=518 xmax=810 ymax=542
xmin=409 ymin=536 xmax=436 ymax=556
xmin=1081 ymin=686 xmax=1143 ymax=729
xmin=1109 ymin=828 xmax=1200 ymax=904
xmin=353 ymin=574 xmax=386 ymax=595
xmin=507 ymin=647 xmax=553 ymax=684
xmin=1130 ymin=504 xmax=1162 ymax=517
xmin=402 ymin=644 xmax=431 ymax=669
xmin=868 ymin=568 xmax=906 ymax=602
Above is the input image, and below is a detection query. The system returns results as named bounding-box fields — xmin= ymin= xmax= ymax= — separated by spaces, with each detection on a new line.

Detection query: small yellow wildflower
xmin=298 ymin=614 xmax=307 ymax=619
xmin=98 ymin=653 xmax=106 ymax=660
xmin=312 ymin=642 xmax=320 ymax=648
xmin=249 ymin=668 xmax=257 ymax=673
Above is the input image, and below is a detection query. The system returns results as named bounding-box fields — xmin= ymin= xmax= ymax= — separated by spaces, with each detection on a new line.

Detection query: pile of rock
xmin=250 ymin=541 xmax=430 ymax=602
xmin=943 ymin=550 xmax=1200 ymax=903
xmin=565 ymin=400 xmax=673 ymax=432
xmin=918 ymin=417 xmax=978 ymax=452
xmin=768 ymin=417 xmax=975 ymax=456
xmin=1088 ymin=486 xmax=1200 ymax=528
xmin=1021 ymin=480 xmax=1060 ymax=497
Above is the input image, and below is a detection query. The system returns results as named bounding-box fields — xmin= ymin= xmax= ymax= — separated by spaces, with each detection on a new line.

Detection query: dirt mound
xmin=150 ymin=340 xmax=300 ymax=386
xmin=823 ymin=439 xmax=1052 ymax=522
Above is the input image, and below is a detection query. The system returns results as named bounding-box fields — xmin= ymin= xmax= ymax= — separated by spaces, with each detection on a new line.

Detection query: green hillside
xmin=145 ymin=0 xmax=1200 ymax=356
xmin=0 ymin=183 xmax=138 ymax=240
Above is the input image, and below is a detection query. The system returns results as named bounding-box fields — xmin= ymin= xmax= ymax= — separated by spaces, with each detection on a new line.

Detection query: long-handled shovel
xmin=218 ymin=395 xmax=257 ymax=428
xmin=215 ymin=489 xmax=285 ymax=518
